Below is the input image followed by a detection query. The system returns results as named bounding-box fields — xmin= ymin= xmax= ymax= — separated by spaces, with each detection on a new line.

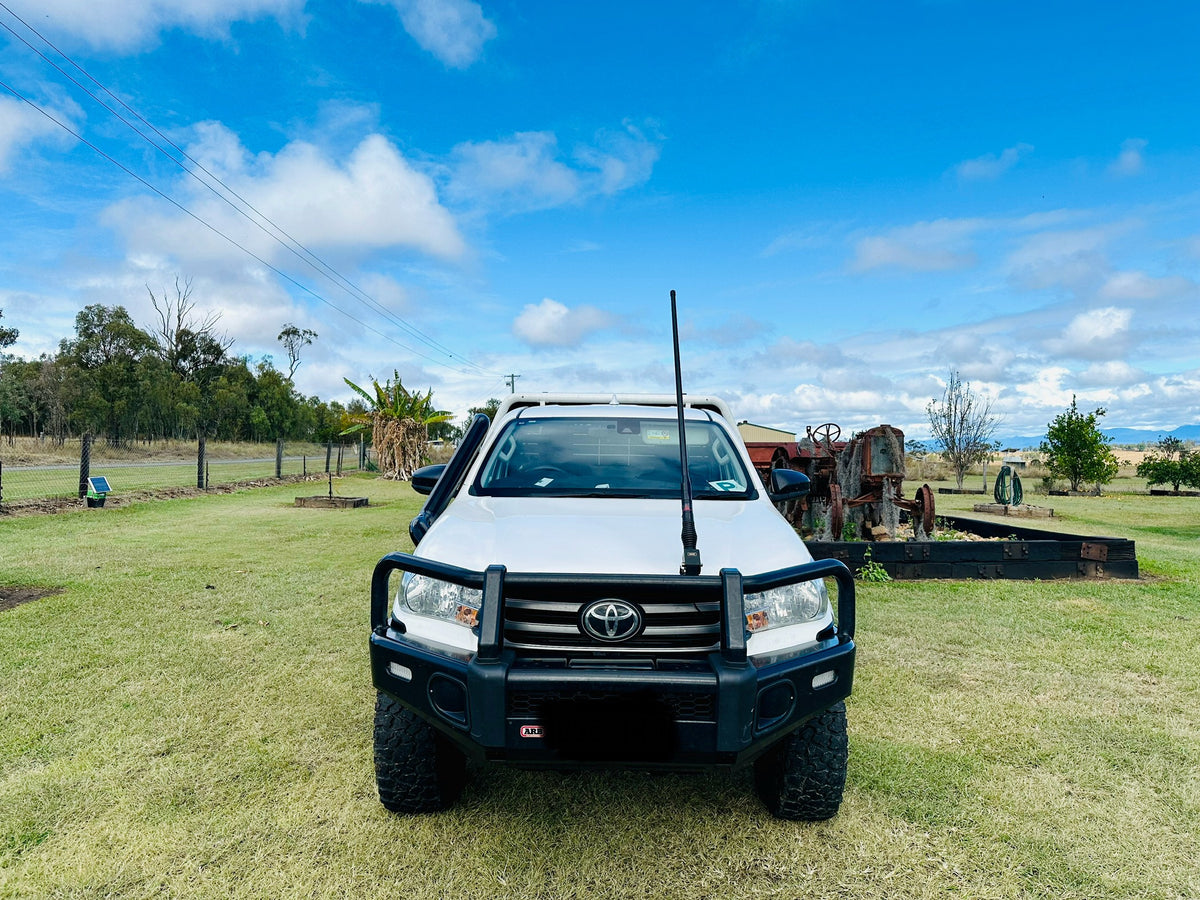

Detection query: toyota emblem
xmin=580 ymin=599 xmax=643 ymax=643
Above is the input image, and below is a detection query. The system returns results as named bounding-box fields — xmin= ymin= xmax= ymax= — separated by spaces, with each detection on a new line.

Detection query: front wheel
xmin=374 ymin=692 xmax=466 ymax=813
xmin=753 ymin=702 xmax=848 ymax=821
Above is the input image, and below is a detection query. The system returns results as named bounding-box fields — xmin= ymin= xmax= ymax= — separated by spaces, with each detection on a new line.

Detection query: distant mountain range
xmin=993 ymin=424 xmax=1200 ymax=451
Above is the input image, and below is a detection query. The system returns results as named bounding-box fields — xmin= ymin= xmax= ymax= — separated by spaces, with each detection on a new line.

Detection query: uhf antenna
xmin=671 ymin=290 xmax=702 ymax=575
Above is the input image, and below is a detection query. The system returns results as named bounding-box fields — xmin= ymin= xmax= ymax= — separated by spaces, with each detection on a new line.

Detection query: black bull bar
xmin=369 ymin=554 xmax=856 ymax=766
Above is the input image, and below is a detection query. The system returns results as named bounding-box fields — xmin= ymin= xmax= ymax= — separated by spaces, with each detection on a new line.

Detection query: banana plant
xmin=340 ymin=372 xmax=451 ymax=479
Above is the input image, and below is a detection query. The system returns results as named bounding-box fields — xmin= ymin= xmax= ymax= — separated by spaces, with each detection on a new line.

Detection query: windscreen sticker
xmin=645 ymin=428 xmax=673 ymax=442
xmin=535 ymin=477 xmax=555 ymax=487
xmin=708 ymin=480 xmax=741 ymax=492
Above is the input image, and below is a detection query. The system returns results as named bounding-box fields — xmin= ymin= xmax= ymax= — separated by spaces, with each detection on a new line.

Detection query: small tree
xmin=1138 ymin=437 xmax=1196 ymax=492
xmin=926 ymin=371 xmax=1001 ymax=489
xmin=1183 ymin=452 xmax=1200 ymax=490
xmin=1040 ymin=396 xmax=1119 ymax=492
xmin=468 ymin=398 xmax=502 ymax=422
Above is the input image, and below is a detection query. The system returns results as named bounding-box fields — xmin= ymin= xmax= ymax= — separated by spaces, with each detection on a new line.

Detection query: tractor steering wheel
xmin=811 ymin=422 xmax=841 ymax=444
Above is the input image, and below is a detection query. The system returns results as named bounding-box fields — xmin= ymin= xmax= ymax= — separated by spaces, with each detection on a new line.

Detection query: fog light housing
xmin=756 ymin=681 xmax=795 ymax=732
xmin=428 ymin=674 xmax=468 ymax=725
xmin=812 ymin=669 xmax=837 ymax=690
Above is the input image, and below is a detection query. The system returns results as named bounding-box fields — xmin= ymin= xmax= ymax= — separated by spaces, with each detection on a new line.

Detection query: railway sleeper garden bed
xmin=805 ymin=513 xmax=1137 ymax=580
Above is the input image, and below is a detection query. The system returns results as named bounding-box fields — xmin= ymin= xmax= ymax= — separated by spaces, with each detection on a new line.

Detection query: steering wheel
xmin=810 ymin=422 xmax=841 ymax=443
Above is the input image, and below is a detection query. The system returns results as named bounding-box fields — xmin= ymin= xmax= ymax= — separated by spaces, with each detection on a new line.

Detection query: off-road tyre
xmin=373 ymin=692 xmax=466 ymax=813
xmin=753 ymin=701 xmax=848 ymax=821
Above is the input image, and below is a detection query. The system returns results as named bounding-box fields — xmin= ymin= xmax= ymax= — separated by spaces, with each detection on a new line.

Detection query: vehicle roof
xmin=504 ymin=403 xmax=718 ymax=422
xmin=496 ymin=393 xmax=734 ymax=423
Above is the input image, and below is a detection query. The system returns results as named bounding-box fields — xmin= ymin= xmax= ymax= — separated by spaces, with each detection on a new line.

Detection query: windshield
xmin=472 ymin=415 xmax=755 ymax=499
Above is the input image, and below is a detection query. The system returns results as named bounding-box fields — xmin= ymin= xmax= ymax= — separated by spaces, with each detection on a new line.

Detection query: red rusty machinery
xmin=745 ymin=422 xmax=935 ymax=540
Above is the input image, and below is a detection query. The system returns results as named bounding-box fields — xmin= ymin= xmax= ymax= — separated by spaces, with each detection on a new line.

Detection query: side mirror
xmin=411 ymin=464 xmax=447 ymax=496
xmin=768 ymin=467 xmax=810 ymax=501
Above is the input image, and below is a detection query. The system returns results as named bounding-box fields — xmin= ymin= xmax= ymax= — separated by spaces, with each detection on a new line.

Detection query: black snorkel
xmin=671 ymin=290 xmax=702 ymax=576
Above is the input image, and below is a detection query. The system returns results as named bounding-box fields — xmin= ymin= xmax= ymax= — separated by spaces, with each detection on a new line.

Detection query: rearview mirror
xmin=767 ymin=467 xmax=810 ymax=501
xmin=411 ymin=464 xmax=447 ymax=496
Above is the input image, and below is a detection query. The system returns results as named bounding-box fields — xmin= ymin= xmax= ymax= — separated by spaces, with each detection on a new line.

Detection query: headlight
xmin=400 ymin=573 xmax=481 ymax=628
xmin=744 ymin=579 xmax=829 ymax=632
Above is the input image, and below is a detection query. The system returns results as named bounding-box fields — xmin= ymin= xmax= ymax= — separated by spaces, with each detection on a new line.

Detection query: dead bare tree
xmin=146 ymin=277 xmax=233 ymax=382
xmin=926 ymin=370 xmax=1001 ymax=490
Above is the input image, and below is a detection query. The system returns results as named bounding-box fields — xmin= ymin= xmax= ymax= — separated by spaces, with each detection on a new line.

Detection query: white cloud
xmin=102 ymin=126 xmax=465 ymax=266
xmin=3 ymin=0 xmax=304 ymax=50
xmin=446 ymin=123 xmax=662 ymax=214
xmin=1098 ymin=270 xmax=1191 ymax=302
xmin=1005 ymin=224 xmax=1130 ymax=291
xmin=363 ymin=0 xmax=496 ymax=68
xmin=7 ymin=0 xmax=493 ymax=64
xmin=1077 ymin=360 xmax=1143 ymax=388
xmin=448 ymin=132 xmax=580 ymax=210
xmin=574 ymin=121 xmax=662 ymax=195
xmin=761 ymin=225 xmax=835 ymax=257
xmin=954 ymin=142 xmax=1033 ymax=181
xmin=512 ymin=298 xmax=613 ymax=347
xmin=1109 ymin=138 xmax=1147 ymax=176
xmin=749 ymin=338 xmax=850 ymax=371
xmin=930 ymin=331 xmax=1018 ymax=382
xmin=1013 ymin=366 xmax=1073 ymax=410
xmin=850 ymin=218 xmax=985 ymax=273
xmin=0 ymin=288 xmax=78 ymax=358
xmin=1044 ymin=306 xmax=1134 ymax=361
xmin=1062 ymin=306 xmax=1132 ymax=346
xmin=0 ymin=95 xmax=77 ymax=173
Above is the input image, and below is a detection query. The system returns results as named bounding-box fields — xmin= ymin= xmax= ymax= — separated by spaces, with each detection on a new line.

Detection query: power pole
xmin=505 ymin=374 xmax=521 ymax=394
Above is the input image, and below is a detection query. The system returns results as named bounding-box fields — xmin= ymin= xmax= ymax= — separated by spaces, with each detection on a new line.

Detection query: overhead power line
xmin=0 ymin=2 xmax=497 ymax=379
xmin=0 ymin=76 xmax=488 ymax=376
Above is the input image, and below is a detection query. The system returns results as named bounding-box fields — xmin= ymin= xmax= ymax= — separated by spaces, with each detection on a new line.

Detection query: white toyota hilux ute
xmin=368 ymin=393 xmax=857 ymax=820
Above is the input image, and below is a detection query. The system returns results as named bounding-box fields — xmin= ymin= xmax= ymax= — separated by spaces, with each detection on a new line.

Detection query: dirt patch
xmin=0 ymin=585 xmax=64 ymax=612
xmin=0 ymin=474 xmax=328 ymax=518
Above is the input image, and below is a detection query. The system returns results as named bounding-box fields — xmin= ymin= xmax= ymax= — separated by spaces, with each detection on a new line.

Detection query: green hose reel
xmin=993 ymin=465 xmax=1023 ymax=506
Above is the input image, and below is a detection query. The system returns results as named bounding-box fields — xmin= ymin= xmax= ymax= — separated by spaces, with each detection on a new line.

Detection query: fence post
xmin=336 ymin=443 xmax=344 ymax=476
xmin=1 ymin=459 xmax=4 ymax=507
xmin=324 ymin=442 xmax=332 ymax=474
xmin=197 ymin=435 xmax=207 ymax=490
xmin=276 ymin=439 xmax=283 ymax=479
xmin=78 ymin=434 xmax=92 ymax=499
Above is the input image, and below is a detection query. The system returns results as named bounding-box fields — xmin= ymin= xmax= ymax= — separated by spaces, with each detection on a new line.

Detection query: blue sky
xmin=2 ymin=0 xmax=1199 ymax=437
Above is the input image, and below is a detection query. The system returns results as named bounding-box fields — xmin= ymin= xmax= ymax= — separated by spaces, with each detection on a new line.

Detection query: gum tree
xmin=0 ymin=308 xmax=17 ymax=349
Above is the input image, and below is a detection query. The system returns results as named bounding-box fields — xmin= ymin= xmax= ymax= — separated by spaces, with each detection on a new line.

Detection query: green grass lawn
xmin=0 ymin=457 xmax=359 ymax=502
xmin=2 ymin=476 xmax=1199 ymax=899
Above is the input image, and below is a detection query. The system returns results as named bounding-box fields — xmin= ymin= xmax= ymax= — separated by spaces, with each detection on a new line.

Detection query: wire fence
xmin=0 ymin=436 xmax=372 ymax=508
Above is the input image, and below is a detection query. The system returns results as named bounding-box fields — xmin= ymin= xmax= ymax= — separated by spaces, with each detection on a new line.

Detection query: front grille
xmin=503 ymin=595 xmax=722 ymax=654
xmin=508 ymin=689 xmax=716 ymax=722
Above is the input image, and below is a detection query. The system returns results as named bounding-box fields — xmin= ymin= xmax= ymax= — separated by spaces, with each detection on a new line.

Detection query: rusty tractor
xmin=745 ymin=423 xmax=934 ymax=541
